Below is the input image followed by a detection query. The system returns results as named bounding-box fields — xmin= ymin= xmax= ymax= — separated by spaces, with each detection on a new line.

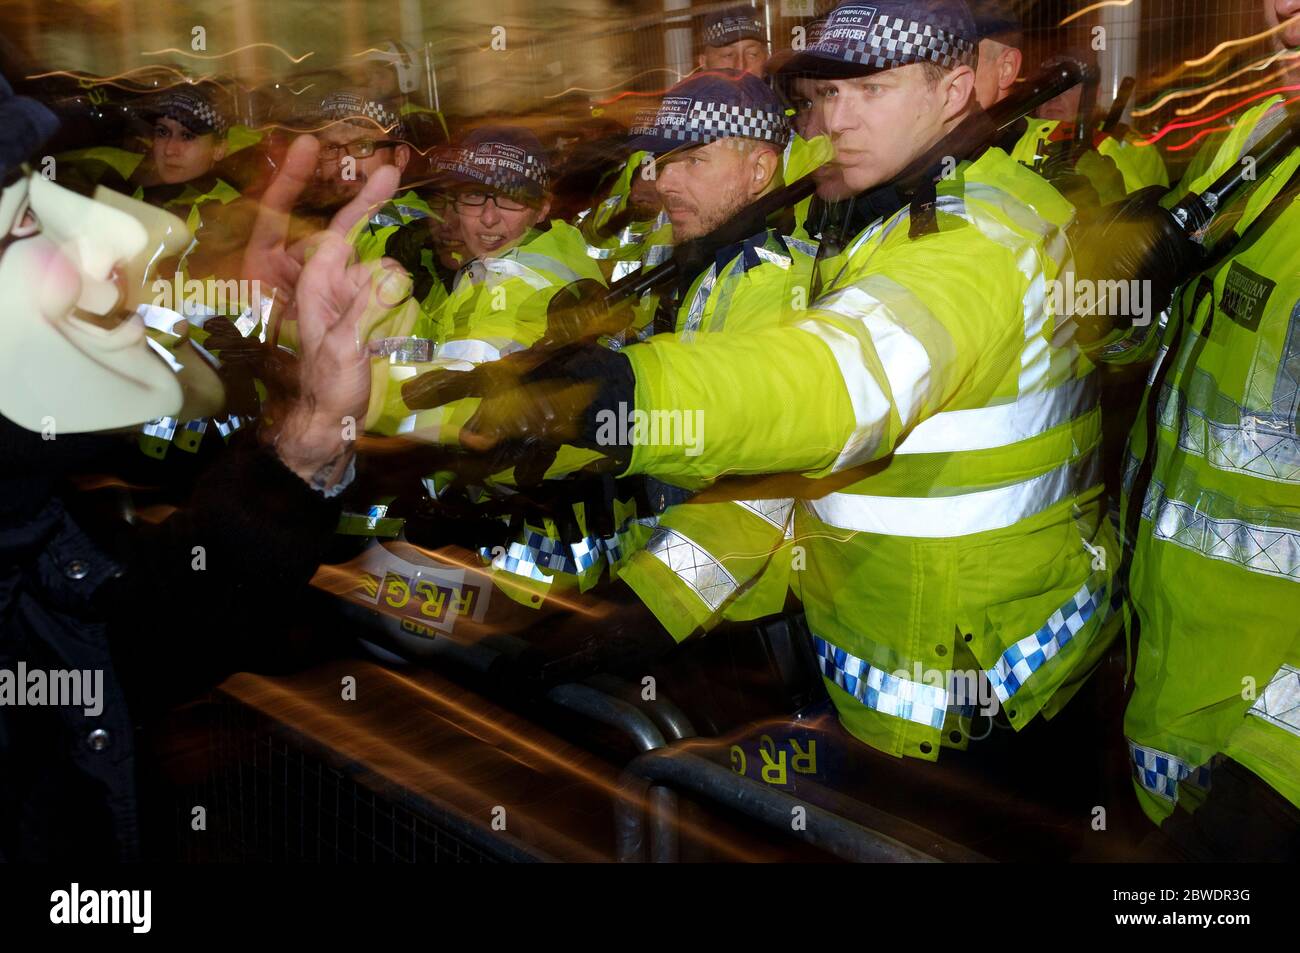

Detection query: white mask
xmin=0 ymin=173 xmax=223 ymax=434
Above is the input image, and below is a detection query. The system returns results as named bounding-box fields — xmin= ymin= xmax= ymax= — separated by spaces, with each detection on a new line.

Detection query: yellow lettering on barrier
xmin=790 ymin=739 xmax=817 ymax=775
xmin=760 ymin=748 xmax=788 ymax=785
xmin=729 ymin=745 xmax=747 ymax=775
xmin=383 ymin=573 xmax=412 ymax=609
xmin=415 ymin=581 xmax=447 ymax=619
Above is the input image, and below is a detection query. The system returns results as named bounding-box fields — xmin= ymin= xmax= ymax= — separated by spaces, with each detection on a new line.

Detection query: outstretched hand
xmin=246 ymin=135 xmax=409 ymax=492
xmin=241 ymin=135 xmax=401 ymax=327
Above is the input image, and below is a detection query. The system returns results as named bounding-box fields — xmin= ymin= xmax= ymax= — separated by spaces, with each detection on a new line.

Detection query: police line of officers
xmin=49 ymin=0 xmax=1300 ymax=857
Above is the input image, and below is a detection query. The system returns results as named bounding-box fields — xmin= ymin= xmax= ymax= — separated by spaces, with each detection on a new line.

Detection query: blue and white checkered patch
xmin=986 ymin=581 xmax=1109 ymax=704
xmin=213 ymin=415 xmax=243 ymax=439
xmin=813 ymin=636 xmax=949 ymax=729
xmin=142 ymin=417 xmax=178 ymax=441
xmin=1128 ymin=740 xmax=1212 ymax=802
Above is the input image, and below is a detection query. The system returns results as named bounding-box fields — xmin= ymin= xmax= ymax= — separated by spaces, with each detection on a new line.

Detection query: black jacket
xmin=0 ymin=417 xmax=342 ymax=861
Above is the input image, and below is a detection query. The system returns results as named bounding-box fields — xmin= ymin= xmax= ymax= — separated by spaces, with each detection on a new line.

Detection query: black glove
xmin=1069 ymin=186 xmax=1203 ymax=348
xmin=461 ymin=344 xmax=637 ymax=485
xmin=202 ymin=316 xmax=300 ymax=417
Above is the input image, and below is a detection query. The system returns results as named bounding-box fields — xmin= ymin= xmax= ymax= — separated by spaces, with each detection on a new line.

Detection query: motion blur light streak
xmin=545 ymin=68 xmax=688 ymax=100
xmin=224 ymin=665 xmax=610 ymax=861
xmin=375 ymin=666 xmax=773 ymax=861
xmin=1058 ymin=0 xmax=1134 ymax=29
xmin=1165 ymin=124 xmax=1234 ymax=153
xmin=222 ymin=662 xmax=772 ymax=861
xmin=1138 ymin=84 xmax=1300 ymax=146
xmin=1134 ymin=48 xmax=1300 ymax=117
xmin=141 ymin=43 xmax=316 ymax=64
xmin=1172 ymin=63 xmax=1300 ymax=117
xmin=1183 ymin=19 xmax=1298 ymax=69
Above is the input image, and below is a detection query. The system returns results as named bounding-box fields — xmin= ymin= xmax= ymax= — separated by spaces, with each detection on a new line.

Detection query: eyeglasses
xmin=452 ymin=191 xmax=530 ymax=213
xmin=318 ymin=139 xmax=402 ymax=162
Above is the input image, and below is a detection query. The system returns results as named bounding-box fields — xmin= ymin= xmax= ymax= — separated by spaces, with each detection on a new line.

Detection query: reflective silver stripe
xmin=611 ymin=259 xmax=642 ymax=281
xmin=644 ymin=526 xmax=738 ymax=612
xmin=794 ymin=318 xmax=891 ymax=469
xmin=701 ymin=254 xmax=748 ymax=335
xmin=896 ymin=375 xmax=1097 ymax=455
xmin=1239 ymin=98 xmax=1288 ymax=158
xmin=586 ymin=243 xmax=616 ymax=260
xmin=437 ymin=337 xmax=525 ymax=365
xmin=752 ymin=246 xmax=791 ymax=270
xmin=1147 ymin=343 xmax=1171 ymax=385
xmin=144 ymin=337 xmax=185 ymax=373
xmin=942 ymin=184 xmax=1073 ymax=396
xmin=783 ymin=235 xmax=819 ymax=257
xmin=807 ymin=280 xmax=940 ymax=471
xmin=1161 ymin=386 xmax=1300 ymax=484
xmin=602 ymin=514 xmax=659 ymax=567
xmin=736 ymin=498 xmax=795 ymax=538
xmin=138 ymin=304 xmax=185 ymax=334
xmin=368 ymin=336 xmax=434 ymax=362
xmin=809 ymin=453 xmax=1100 ymax=539
xmin=1144 ymin=480 xmax=1300 ymax=582
xmin=840 ymin=209 xmax=901 ymax=260
xmin=468 ymin=256 xmax=552 ymax=291
xmin=1156 ymin=301 xmax=1300 ymax=484
xmin=511 ymin=251 xmax=583 ymax=286
xmin=644 ymin=244 xmax=673 ymax=268
xmin=1247 ymin=662 xmax=1300 ymax=738
xmin=681 ymin=264 xmax=718 ymax=337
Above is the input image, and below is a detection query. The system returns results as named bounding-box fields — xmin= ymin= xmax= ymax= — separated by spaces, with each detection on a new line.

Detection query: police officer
xmin=1115 ymin=0 xmax=1300 ymax=861
xmin=462 ymin=0 xmax=1119 ymax=764
xmin=135 ymin=83 xmax=257 ymax=263
xmin=305 ymin=88 xmax=416 ymax=256
xmin=698 ymin=5 xmax=768 ymax=78
xmin=355 ymin=128 xmax=607 ymax=615
xmin=610 ymin=70 xmax=814 ymax=641
xmin=132 ymin=84 xmax=260 ymax=460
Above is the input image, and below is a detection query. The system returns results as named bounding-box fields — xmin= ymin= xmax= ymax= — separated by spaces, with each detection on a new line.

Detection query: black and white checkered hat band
xmin=186 ymin=100 xmax=227 ymax=135
xmin=821 ymin=14 xmax=976 ymax=70
xmin=635 ymin=101 xmax=790 ymax=147
xmin=154 ymin=94 xmax=228 ymax=136
xmin=322 ymin=98 xmax=404 ymax=136
xmin=435 ymin=147 xmax=548 ymax=195
xmin=704 ymin=15 xmax=763 ymax=45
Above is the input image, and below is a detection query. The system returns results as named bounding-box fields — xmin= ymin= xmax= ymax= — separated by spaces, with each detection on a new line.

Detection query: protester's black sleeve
xmin=89 ymin=435 xmax=347 ymax=709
